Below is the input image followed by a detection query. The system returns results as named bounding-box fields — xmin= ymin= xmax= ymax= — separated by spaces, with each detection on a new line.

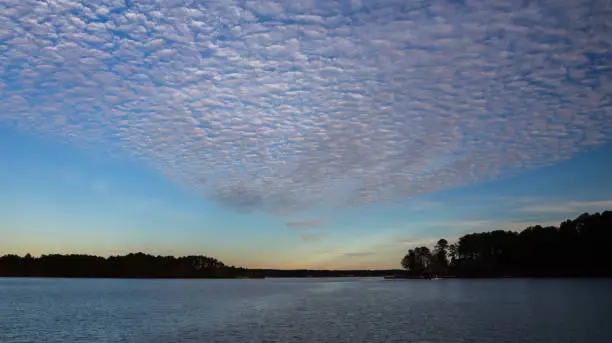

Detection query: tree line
xmin=0 ymin=252 xmax=403 ymax=278
xmin=4 ymin=210 xmax=609 ymax=279
xmin=0 ymin=252 xmax=256 ymax=278
xmin=401 ymin=211 xmax=612 ymax=277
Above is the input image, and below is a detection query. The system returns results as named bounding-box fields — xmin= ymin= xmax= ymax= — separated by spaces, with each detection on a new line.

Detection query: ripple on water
xmin=1 ymin=278 xmax=612 ymax=343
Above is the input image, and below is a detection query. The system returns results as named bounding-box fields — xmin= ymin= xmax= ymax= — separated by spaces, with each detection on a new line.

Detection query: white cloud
xmin=1 ymin=0 xmax=612 ymax=213
xmin=521 ymin=200 xmax=612 ymax=214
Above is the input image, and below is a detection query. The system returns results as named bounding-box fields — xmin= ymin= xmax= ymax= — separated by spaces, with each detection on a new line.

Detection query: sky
xmin=1 ymin=0 xmax=611 ymax=269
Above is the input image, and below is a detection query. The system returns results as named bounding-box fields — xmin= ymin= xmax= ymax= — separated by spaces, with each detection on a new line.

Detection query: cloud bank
xmin=1 ymin=0 xmax=611 ymax=213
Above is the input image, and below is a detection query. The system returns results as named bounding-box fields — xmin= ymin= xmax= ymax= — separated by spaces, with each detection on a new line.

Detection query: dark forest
xmin=401 ymin=211 xmax=612 ymax=277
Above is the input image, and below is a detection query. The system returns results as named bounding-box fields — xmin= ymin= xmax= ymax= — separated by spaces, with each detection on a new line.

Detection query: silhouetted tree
xmin=401 ymin=249 xmax=417 ymax=272
xmin=401 ymin=211 xmax=612 ymax=277
xmin=432 ymin=239 xmax=449 ymax=275
xmin=448 ymin=243 xmax=458 ymax=264
xmin=401 ymin=247 xmax=433 ymax=276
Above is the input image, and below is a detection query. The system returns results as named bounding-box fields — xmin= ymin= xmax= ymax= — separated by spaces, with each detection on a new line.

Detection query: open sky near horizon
xmin=1 ymin=0 xmax=612 ymax=269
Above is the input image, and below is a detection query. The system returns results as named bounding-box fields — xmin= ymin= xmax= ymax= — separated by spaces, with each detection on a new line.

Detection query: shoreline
xmin=2 ymin=275 xmax=611 ymax=280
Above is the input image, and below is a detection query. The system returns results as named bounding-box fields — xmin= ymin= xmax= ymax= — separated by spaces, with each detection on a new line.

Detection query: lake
xmin=1 ymin=278 xmax=611 ymax=342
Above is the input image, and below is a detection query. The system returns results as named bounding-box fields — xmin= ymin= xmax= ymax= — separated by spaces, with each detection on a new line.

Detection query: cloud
xmin=340 ymin=252 xmax=375 ymax=258
xmin=301 ymin=234 xmax=325 ymax=243
xmin=286 ymin=220 xmax=323 ymax=230
xmin=451 ymin=219 xmax=563 ymax=231
xmin=392 ymin=217 xmax=566 ymax=242
xmin=394 ymin=237 xmax=441 ymax=247
xmin=1 ymin=0 xmax=612 ymax=213
xmin=521 ymin=200 xmax=612 ymax=214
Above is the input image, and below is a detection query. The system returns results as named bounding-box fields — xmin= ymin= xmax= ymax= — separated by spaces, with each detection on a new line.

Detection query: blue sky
xmin=1 ymin=0 xmax=612 ymax=269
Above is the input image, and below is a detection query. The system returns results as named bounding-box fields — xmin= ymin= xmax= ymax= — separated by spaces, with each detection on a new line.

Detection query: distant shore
xmin=2 ymin=270 xmax=611 ymax=280
xmin=3 ymin=211 xmax=611 ymax=279
xmin=0 ymin=253 xmax=402 ymax=279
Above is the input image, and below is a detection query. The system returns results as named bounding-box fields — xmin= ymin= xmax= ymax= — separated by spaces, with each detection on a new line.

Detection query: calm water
xmin=1 ymin=278 xmax=611 ymax=343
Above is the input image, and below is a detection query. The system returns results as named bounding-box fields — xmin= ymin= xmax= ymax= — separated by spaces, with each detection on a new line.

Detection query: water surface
xmin=1 ymin=278 xmax=611 ymax=342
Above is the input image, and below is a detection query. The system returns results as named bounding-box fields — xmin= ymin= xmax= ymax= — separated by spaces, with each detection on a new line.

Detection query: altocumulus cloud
xmin=1 ymin=0 xmax=612 ymax=213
